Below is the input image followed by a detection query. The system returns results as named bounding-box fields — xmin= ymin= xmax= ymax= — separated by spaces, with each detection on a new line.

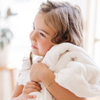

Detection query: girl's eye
xmin=32 ymin=26 xmax=35 ymax=30
xmin=40 ymin=33 xmax=45 ymax=37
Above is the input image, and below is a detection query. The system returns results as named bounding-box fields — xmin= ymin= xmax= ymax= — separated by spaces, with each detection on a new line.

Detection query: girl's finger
xmin=26 ymin=85 xmax=42 ymax=90
xmin=24 ymin=94 xmax=36 ymax=99
xmin=26 ymin=81 xmax=40 ymax=87
xmin=24 ymin=88 xmax=40 ymax=94
xmin=31 ymin=81 xmax=41 ymax=87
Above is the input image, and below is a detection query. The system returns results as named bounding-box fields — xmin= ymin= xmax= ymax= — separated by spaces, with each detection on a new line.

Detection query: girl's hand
xmin=30 ymin=63 xmax=49 ymax=82
xmin=22 ymin=81 xmax=42 ymax=100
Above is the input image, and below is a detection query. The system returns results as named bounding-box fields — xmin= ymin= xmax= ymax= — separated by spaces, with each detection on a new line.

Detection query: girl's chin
xmin=31 ymin=50 xmax=38 ymax=55
xmin=31 ymin=50 xmax=43 ymax=56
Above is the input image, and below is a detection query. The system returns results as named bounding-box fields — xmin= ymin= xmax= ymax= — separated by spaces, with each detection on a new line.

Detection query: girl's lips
xmin=31 ymin=45 xmax=38 ymax=49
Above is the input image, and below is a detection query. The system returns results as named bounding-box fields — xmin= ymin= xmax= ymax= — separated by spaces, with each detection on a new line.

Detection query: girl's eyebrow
xmin=33 ymin=22 xmax=50 ymax=35
xmin=40 ymin=29 xmax=50 ymax=35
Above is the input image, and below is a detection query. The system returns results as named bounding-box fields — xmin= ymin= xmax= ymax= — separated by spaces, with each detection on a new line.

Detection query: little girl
xmin=11 ymin=0 xmax=100 ymax=100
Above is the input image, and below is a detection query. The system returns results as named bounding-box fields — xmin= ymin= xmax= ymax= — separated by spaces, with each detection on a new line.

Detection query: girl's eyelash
xmin=40 ymin=33 xmax=45 ymax=37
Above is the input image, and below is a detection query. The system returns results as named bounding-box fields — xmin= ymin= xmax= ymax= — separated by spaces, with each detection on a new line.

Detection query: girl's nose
xmin=29 ymin=30 xmax=37 ymax=42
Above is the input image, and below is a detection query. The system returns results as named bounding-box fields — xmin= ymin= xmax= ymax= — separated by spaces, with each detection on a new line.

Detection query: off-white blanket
xmin=18 ymin=43 xmax=100 ymax=100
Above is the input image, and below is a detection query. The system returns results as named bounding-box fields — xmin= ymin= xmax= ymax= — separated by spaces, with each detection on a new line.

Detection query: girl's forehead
xmin=34 ymin=13 xmax=46 ymax=27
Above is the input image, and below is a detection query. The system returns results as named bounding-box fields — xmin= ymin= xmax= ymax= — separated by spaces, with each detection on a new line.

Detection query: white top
xmin=17 ymin=43 xmax=100 ymax=100
xmin=18 ymin=56 xmax=43 ymax=85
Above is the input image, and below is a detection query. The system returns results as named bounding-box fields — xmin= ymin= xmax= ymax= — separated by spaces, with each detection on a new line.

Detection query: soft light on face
xmin=29 ymin=13 xmax=56 ymax=57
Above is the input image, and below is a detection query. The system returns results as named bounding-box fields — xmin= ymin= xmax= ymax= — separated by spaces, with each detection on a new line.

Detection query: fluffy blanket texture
xmin=18 ymin=43 xmax=100 ymax=100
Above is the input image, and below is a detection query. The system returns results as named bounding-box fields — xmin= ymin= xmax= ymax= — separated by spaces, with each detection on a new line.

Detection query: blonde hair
xmin=30 ymin=0 xmax=84 ymax=65
xmin=39 ymin=0 xmax=83 ymax=47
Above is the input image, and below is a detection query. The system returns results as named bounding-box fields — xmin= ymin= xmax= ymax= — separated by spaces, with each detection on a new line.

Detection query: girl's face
xmin=29 ymin=13 xmax=56 ymax=57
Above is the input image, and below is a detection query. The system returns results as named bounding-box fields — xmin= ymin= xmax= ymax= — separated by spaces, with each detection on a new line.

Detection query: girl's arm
xmin=10 ymin=83 xmax=24 ymax=100
xmin=30 ymin=63 xmax=87 ymax=100
xmin=42 ymin=70 xmax=86 ymax=100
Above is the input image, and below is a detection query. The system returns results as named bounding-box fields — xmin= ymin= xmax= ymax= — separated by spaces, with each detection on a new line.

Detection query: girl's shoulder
xmin=20 ymin=56 xmax=31 ymax=71
xmin=20 ymin=55 xmax=43 ymax=71
xmin=18 ymin=57 xmax=30 ymax=85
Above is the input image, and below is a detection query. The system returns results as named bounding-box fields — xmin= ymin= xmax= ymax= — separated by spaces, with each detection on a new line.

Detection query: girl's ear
xmin=52 ymin=33 xmax=70 ymax=44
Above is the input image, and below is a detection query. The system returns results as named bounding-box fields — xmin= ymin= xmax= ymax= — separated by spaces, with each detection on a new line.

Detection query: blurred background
xmin=0 ymin=0 xmax=100 ymax=100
